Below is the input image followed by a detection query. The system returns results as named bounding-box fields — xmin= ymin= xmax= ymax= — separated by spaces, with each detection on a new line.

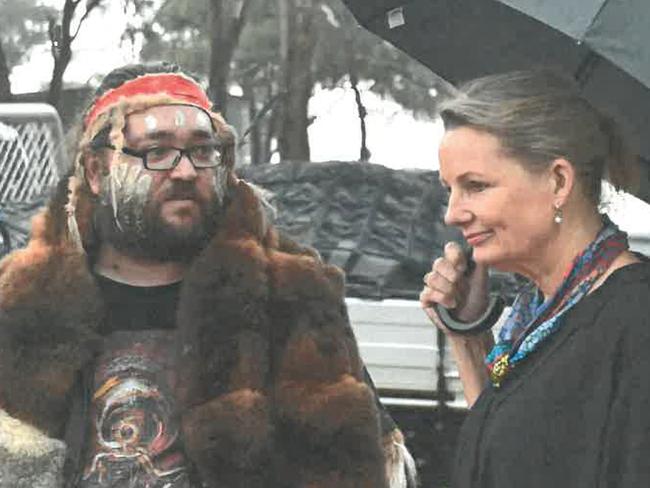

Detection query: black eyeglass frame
xmin=100 ymin=143 xmax=223 ymax=171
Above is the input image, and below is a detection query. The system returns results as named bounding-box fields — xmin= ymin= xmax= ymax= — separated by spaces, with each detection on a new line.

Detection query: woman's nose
xmin=444 ymin=190 xmax=471 ymax=226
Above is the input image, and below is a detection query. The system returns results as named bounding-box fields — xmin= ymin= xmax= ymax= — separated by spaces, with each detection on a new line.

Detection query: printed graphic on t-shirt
xmin=80 ymin=331 xmax=192 ymax=488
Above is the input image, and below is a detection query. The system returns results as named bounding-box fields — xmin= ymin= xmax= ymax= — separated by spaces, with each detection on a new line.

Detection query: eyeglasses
xmin=103 ymin=143 xmax=223 ymax=171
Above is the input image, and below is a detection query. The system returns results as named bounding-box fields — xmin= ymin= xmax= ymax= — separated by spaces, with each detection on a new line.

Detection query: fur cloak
xmin=0 ymin=175 xmax=413 ymax=487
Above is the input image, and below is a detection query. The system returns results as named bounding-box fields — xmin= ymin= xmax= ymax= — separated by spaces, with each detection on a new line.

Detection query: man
xmin=0 ymin=63 xmax=415 ymax=488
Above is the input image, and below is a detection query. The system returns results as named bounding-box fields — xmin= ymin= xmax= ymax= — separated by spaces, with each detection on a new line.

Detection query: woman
xmin=420 ymin=70 xmax=649 ymax=487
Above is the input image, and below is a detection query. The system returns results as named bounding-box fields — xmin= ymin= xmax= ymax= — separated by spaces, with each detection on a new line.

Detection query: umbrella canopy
xmin=342 ymin=0 xmax=650 ymax=203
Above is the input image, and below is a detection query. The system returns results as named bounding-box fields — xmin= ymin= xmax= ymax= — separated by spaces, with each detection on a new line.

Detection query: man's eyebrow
xmin=130 ymin=130 xmax=175 ymax=145
xmin=188 ymin=129 xmax=218 ymax=140
xmin=130 ymin=129 xmax=217 ymax=145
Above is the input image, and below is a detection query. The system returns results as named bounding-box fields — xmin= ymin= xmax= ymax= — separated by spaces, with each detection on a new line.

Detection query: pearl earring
xmin=553 ymin=204 xmax=563 ymax=224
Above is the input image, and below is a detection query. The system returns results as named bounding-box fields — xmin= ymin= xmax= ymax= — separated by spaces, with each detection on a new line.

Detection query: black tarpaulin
xmin=239 ymin=161 xmax=520 ymax=300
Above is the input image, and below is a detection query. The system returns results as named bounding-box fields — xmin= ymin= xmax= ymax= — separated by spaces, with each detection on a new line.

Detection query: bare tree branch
xmin=71 ymin=0 xmax=103 ymax=41
xmin=240 ymin=90 xmax=285 ymax=141
xmin=47 ymin=0 xmax=103 ymax=110
xmin=207 ymin=0 xmax=256 ymax=115
xmin=350 ymin=72 xmax=370 ymax=161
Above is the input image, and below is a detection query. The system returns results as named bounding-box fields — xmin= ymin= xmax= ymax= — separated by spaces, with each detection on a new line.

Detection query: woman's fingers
xmin=420 ymin=242 xmax=475 ymax=333
xmin=444 ymin=241 xmax=467 ymax=273
xmin=423 ymin=270 xmax=455 ymax=299
xmin=421 ymin=247 xmax=467 ymax=306
xmin=421 ymin=242 xmax=493 ymax=334
xmin=420 ymin=286 xmax=457 ymax=309
xmin=432 ymin=256 xmax=463 ymax=284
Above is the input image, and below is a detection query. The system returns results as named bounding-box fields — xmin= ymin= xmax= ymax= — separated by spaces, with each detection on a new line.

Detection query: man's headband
xmin=84 ymin=73 xmax=212 ymax=128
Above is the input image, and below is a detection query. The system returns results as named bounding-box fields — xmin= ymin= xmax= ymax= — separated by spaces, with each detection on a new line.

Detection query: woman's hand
xmin=419 ymin=241 xmax=494 ymax=406
xmin=420 ymin=242 xmax=490 ymax=332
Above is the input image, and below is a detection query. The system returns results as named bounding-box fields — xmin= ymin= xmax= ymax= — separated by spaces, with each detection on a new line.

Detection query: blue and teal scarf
xmin=486 ymin=216 xmax=628 ymax=387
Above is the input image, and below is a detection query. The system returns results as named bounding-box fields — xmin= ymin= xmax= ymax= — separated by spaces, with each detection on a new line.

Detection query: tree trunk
xmin=208 ymin=0 xmax=252 ymax=117
xmin=0 ymin=40 xmax=12 ymax=102
xmin=262 ymin=69 xmax=278 ymax=164
xmin=47 ymin=0 xmax=95 ymax=111
xmin=277 ymin=0 xmax=316 ymax=162
xmin=207 ymin=0 xmax=230 ymax=115
xmin=241 ymin=79 xmax=262 ymax=165
xmin=47 ymin=45 xmax=71 ymax=110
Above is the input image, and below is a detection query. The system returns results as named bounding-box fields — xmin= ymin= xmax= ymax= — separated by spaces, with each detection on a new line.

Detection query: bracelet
xmin=433 ymin=296 xmax=505 ymax=335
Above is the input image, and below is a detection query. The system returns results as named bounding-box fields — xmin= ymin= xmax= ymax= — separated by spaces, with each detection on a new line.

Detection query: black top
xmin=94 ymin=274 xmax=182 ymax=334
xmin=453 ymin=261 xmax=650 ymax=488
xmin=81 ymin=276 xmax=194 ymax=488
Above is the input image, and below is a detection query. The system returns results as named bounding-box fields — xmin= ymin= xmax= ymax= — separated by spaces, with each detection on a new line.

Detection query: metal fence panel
xmin=0 ymin=103 xmax=67 ymax=204
xmin=0 ymin=104 xmax=66 ymax=255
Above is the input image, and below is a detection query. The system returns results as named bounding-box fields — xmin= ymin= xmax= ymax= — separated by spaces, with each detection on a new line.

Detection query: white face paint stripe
xmin=103 ymin=162 xmax=153 ymax=236
xmin=174 ymin=110 xmax=186 ymax=128
xmin=196 ymin=111 xmax=211 ymax=129
xmin=144 ymin=115 xmax=158 ymax=132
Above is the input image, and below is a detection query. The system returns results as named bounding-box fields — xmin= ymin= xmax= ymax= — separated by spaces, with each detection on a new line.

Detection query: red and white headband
xmin=84 ymin=73 xmax=212 ymax=128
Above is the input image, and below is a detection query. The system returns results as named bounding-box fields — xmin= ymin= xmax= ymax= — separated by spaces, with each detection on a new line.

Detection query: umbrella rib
xmin=574 ymin=51 xmax=600 ymax=87
xmin=581 ymin=0 xmax=610 ymax=42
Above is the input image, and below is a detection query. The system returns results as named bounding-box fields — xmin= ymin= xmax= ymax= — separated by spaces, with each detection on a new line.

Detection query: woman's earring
xmin=553 ymin=204 xmax=563 ymax=224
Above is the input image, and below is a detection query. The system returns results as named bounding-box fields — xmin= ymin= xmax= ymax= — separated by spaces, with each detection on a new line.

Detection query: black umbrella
xmin=342 ymin=0 xmax=650 ymax=203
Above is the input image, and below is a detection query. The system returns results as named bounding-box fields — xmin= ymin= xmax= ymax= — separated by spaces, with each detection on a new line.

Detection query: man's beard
xmin=94 ymin=165 xmax=224 ymax=262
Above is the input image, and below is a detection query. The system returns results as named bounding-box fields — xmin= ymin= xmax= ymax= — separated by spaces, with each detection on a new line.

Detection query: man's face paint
xmin=195 ymin=111 xmax=211 ymax=130
xmin=95 ymin=158 xmax=222 ymax=261
xmin=94 ymin=105 xmax=229 ymax=261
xmin=212 ymin=164 xmax=229 ymax=207
xmin=99 ymin=161 xmax=153 ymax=238
xmin=174 ymin=109 xmax=186 ymax=128
xmin=144 ymin=115 xmax=158 ymax=132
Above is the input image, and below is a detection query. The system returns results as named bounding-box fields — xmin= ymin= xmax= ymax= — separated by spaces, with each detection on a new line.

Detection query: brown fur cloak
xmin=0 ymin=174 xmax=402 ymax=487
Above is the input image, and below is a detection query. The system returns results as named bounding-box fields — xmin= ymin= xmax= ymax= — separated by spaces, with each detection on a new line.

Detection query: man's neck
xmin=94 ymin=243 xmax=187 ymax=286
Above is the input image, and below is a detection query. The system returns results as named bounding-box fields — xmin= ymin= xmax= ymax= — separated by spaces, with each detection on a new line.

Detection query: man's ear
xmin=83 ymin=150 xmax=106 ymax=195
xmin=548 ymin=158 xmax=576 ymax=207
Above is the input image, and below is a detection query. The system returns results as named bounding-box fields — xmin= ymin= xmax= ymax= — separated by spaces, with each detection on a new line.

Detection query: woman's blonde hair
xmin=438 ymin=69 xmax=638 ymax=205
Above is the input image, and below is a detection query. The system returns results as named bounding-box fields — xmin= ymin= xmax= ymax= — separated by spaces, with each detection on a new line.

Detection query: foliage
xmin=232 ymin=1 xmax=279 ymax=80
xmin=130 ymin=0 xmax=448 ymax=161
xmin=137 ymin=0 xmax=211 ymax=78
xmin=313 ymin=1 xmax=447 ymax=117
xmin=46 ymin=0 xmax=153 ymax=108
xmin=136 ymin=0 xmax=444 ymax=112
xmin=0 ymin=0 xmax=57 ymax=68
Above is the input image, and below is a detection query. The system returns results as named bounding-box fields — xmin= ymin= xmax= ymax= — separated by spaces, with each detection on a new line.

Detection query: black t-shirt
xmin=96 ymin=274 xmax=181 ymax=334
xmin=79 ymin=276 xmax=194 ymax=488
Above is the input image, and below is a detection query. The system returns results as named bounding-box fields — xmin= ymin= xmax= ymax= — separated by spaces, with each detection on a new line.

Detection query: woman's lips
xmin=464 ymin=231 xmax=493 ymax=246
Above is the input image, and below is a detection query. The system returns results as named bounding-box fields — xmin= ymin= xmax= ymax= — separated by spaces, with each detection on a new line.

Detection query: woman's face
xmin=439 ymin=127 xmax=557 ymax=272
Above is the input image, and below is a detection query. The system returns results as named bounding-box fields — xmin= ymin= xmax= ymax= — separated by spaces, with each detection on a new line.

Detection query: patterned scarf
xmin=486 ymin=216 xmax=628 ymax=387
